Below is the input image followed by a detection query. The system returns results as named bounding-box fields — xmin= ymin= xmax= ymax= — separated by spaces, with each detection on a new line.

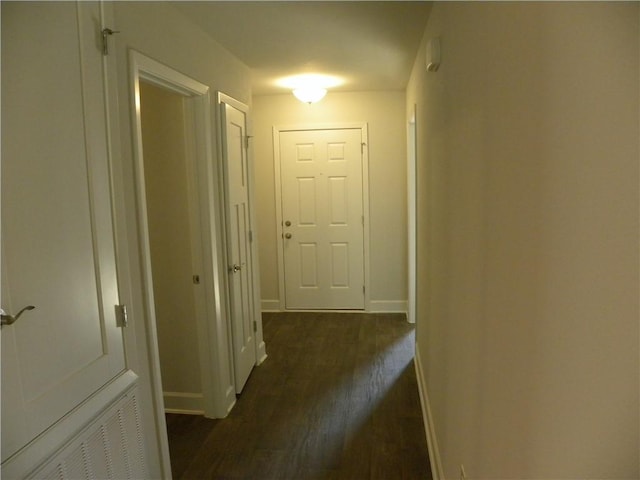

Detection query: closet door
xmin=220 ymin=100 xmax=257 ymax=393
xmin=1 ymin=1 xmax=129 ymax=471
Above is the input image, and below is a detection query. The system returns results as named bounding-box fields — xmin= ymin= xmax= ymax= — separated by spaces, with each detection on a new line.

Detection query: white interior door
xmin=279 ymin=128 xmax=365 ymax=310
xmin=221 ymin=101 xmax=256 ymax=393
xmin=1 ymin=0 xmax=128 ymax=468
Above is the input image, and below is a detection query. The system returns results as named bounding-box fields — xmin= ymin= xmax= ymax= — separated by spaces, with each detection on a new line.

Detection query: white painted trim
xmin=162 ymin=392 xmax=204 ymax=415
xmin=259 ymin=308 xmax=407 ymax=316
xmin=361 ymin=126 xmax=371 ymax=312
xmin=272 ymin=123 xmax=371 ymax=311
xmin=415 ymin=342 xmax=444 ymax=480
xmin=217 ymin=91 xmax=247 ymax=113
xmin=103 ymin=10 xmax=164 ymax=474
xmin=368 ymin=300 xmax=408 ymax=314
xmin=407 ymin=105 xmax=418 ymax=325
xmin=275 ymin=122 xmax=369 ymax=132
xmin=164 ymin=408 xmax=205 ymax=416
xmin=261 ymin=299 xmax=281 ymax=311
xmin=2 ymin=372 xmax=138 ymax=479
xmin=129 ymin=52 xmax=234 ymax=465
xmin=223 ymin=386 xmax=236 ymax=416
xmin=256 ymin=341 xmax=268 ymax=365
xmin=272 ymin=126 xmax=286 ymax=311
xmin=260 ymin=302 xmax=408 ymax=314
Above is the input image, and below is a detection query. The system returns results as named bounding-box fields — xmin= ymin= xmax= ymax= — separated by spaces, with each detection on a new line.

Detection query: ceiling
xmin=171 ymin=1 xmax=432 ymax=95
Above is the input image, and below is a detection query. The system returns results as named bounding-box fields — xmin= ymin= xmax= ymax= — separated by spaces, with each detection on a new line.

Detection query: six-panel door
xmin=279 ymin=129 xmax=365 ymax=310
xmin=222 ymin=102 xmax=256 ymax=392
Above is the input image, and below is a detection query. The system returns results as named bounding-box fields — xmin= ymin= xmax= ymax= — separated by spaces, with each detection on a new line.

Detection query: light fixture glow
xmin=276 ymin=73 xmax=344 ymax=104
xmin=293 ymin=87 xmax=327 ymax=104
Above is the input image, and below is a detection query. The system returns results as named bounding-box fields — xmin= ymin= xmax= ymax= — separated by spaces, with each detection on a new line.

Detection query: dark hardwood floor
xmin=166 ymin=312 xmax=432 ymax=479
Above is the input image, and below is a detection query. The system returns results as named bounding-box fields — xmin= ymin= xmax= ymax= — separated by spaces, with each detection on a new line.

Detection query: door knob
xmin=1 ymin=305 xmax=35 ymax=327
xmin=229 ymin=264 xmax=241 ymax=273
xmin=284 ymin=233 xmax=292 ymax=239
xmin=284 ymin=220 xmax=291 ymax=227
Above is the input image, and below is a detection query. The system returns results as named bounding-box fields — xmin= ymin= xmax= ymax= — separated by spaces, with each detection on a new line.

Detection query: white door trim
xmin=407 ymin=105 xmax=418 ymax=324
xmin=129 ymin=50 xmax=235 ymax=474
xmin=273 ymin=123 xmax=370 ymax=311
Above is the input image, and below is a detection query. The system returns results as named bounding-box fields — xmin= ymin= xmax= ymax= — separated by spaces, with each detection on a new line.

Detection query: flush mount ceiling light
xmin=276 ymin=74 xmax=344 ymax=104
xmin=293 ymin=87 xmax=327 ymax=104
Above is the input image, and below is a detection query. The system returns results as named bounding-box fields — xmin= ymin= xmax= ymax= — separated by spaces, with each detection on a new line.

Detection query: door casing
xmin=129 ymin=51 xmax=237 ymax=475
xmin=407 ymin=106 xmax=418 ymax=324
xmin=273 ymin=123 xmax=371 ymax=311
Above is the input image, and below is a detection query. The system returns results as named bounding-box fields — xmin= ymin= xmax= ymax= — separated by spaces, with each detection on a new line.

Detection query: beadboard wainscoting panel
xmin=30 ymin=388 xmax=147 ymax=480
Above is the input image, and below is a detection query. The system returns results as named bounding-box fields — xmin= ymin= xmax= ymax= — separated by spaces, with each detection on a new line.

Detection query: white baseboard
xmin=261 ymin=299 xmax=408 ymax=314
xmin=164 ymin=408 xmax=204 ymax=415
xmin=256 ymin=341 xmax=268 ymax=365
xmin=162 ymin=391 xmax=204 ymax=415
xmin=368 ymin=300 xmax=407 ymax=314
xmin=415 ymin=343 xmax=444 ymax=480
xmin=261 ymin=299 xmax=280 ymax=311
xmin=223 ymin=386 xmax=236 ymax=417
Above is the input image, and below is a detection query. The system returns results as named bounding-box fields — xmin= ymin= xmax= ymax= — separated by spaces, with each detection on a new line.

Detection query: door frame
xmin=129 ymin=51 xmax=235 ymax=434
xmin=407 ymin=105 xmax=418 ymax=324
xmin=273 ymin=123 xmax=371 ymax=311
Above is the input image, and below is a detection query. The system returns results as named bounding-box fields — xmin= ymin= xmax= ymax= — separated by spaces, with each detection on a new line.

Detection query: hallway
xmin=166 ymin=312 xmax=431 ymax=479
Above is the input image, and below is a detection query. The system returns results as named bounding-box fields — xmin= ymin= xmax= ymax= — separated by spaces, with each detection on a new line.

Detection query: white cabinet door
xmin=279 ymin=129 xmax=365 ymax=310
xmin=1 ymin=1 xmax=126 ymax=466
xmin=221 ymin=102 xmax=256 ymax=393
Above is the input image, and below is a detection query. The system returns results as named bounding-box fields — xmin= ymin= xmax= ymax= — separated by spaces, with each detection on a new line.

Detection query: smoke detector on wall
xmin=426 ymin=37 xmax=441 ymax=72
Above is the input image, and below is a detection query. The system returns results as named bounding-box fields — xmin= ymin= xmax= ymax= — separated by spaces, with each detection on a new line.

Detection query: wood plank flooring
xmin=166 ymin=312 xmax=432 ymax=479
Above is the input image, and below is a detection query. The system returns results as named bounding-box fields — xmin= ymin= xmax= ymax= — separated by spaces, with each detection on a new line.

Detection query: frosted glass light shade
xmin=293 ymin=87 xmax=327 ymax=104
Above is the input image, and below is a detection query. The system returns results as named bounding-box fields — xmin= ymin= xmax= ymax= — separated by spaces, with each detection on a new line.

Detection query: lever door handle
xmin=1 ymin=305 xmax=36 ymax=327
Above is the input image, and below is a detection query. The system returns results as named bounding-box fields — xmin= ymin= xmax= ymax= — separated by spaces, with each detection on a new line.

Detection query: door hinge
xmin=363 ymin=285 xmax=366 ymax=295
xmin=245 ymin=135 xmax=253 ymax=150
xmin=361 ymin=142 xmax=366 ymax=154
xmin=115 ymin=304 xmax=128 ymax=328
xmin=253 ymin=321 xmax=257 ymax=333
xmin=248 ymin=230 xmax=253 ymax=242
xmin=101 ymin=28 xmax=120 ymax=56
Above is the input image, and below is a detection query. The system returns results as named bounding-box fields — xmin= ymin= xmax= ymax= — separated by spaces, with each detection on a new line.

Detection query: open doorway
xmin=129 ymin=52 xmax=239 ymax=474
xmin=139 ymin=81 xmax=205 ymax=414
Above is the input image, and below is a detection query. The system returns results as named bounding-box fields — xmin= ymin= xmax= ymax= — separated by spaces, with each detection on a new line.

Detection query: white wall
xmin=111 ymin=3 xmax=253 ymax=476
xmin=253 ymin=91 xmax=407 ymax=311
xmin=408 ymin=2 xmax=639 ymax=479
xmin=140 ymin=82 xmax=203 ymax=413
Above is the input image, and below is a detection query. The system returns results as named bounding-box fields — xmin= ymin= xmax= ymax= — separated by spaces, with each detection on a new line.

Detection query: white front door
xmin=221 ymin=100 xmax=256 ymax=393
xmin=1 ymin=0 xmax=128 ymax=471
xmin=279 ymin=128 xmax=365 ymax=310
